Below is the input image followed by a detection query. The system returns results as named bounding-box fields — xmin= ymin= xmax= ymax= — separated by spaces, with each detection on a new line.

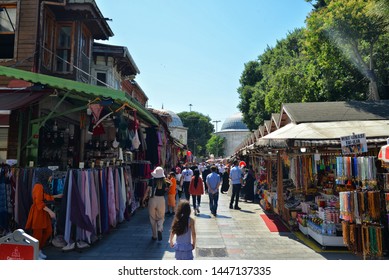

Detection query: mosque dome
xmin=220 ymin=112 xmax=248 ymax=131
xmin=166 ymin=110 xmax=184 ymax=127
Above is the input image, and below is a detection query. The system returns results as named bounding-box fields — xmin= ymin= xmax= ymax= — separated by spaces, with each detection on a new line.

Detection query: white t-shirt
xmin=182 ymin=168 xmax=193 ymax=182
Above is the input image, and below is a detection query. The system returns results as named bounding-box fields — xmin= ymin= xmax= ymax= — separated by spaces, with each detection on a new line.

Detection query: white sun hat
xmin=151 ymin=166 xmax=165 ymax=178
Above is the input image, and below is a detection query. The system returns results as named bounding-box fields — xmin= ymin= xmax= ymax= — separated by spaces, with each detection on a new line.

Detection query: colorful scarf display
xmin=340 ymin=190 xmax=384 ymax=258
xmin=339 ymin=191 xmax=381 ymax=223
xmin=336 ymin=156 xmax=376 ymax=186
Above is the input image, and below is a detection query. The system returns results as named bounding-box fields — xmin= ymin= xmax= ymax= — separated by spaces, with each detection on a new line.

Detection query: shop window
xmin=96 ymin=72 xmax=107 ymax=86
xmin=81 ymin=26 xmax=91 ymax=57
xmin=79 ymin=26 xmax=91 ymax=81
xmin=0 ymin=5 xmax=16 ymax=59
xmin=114 ymin=79 xmax=121 ymax=90
xmin=42 ymin=12 xmax=55 ymax=70
xmin=55 ymin=23 xmax=74 ymax=73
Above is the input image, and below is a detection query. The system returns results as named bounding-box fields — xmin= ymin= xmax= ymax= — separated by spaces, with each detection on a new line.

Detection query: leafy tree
xmin=237 ymin=60 xmax=266 ymax=130
xmin=305 ymin=0 xmax=388 ymax=100
xmin=238 ymin=0 xmax=389 ymax=131
xmin=177 ymin=111 xmax=214 ymax=158
xmin=238 ymin=29 xmax=309 ymax=130
xmin=206 ymin=134 xmax=225 ymax=158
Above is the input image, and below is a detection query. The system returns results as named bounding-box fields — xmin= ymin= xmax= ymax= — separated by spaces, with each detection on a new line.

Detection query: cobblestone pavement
xmin=44 ymin=192 xmax=362 ymax=260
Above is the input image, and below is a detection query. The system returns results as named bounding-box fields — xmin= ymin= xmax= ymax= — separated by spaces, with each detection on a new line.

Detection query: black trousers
xmin=230 ymin=184 xmax=241 ymax=207
xmin=192 ymin=195 xmax=201 ymax=209
xmin=182 ymin=181 xmax=190 ymax=200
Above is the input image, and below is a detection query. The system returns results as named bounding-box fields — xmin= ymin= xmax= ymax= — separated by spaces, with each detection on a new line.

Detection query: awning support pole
xmin=277 ymin=151 xmax=284 ymax=216
xmin=30 ymin=104 xmax=87 ymax=124
xmin=21 ymin=91 xmax=71 ymax=155
xmin=16 ymin=111 xmax=24 ymax=165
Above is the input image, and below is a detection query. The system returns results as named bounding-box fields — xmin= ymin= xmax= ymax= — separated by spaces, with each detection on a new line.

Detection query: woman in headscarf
xmin=25 ymin=168 xmax=62 ymax=259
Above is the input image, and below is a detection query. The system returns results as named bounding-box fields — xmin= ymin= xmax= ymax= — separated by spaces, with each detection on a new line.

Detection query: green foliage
xmin=305 ymin=0 xmax=388 ymax=100
xmin=238 ymin=0 xmax=389 ymax=130
xmin=206 ymin=134 xmax=225 ymax=158
xmin=238 ymin=29 xmax=309 ymax=130
xmin=177 ymin=111 xmax=214 ymax=158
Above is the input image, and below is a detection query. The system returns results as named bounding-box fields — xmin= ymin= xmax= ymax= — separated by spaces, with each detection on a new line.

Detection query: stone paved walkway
xmin=44 ymin=192 xmax=362 ymax=260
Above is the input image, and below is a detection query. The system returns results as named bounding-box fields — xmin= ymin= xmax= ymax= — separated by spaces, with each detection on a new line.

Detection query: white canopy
xmin=257 ymin=120 xmax=389 ymax=147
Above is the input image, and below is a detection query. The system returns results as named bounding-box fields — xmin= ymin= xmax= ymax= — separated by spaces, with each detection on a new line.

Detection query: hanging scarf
xmin=352 ymin=157 xmax=358 ymax=178
xmin=353 ymin=191 xmax=360 ymax=224
xmin=368 ymin=191 xmax=381 ymax=221
xmin=336 ymin=157 xmax=343 ymax=179
xmin=362 ymin=224 xmax=370 ymax=257
xmin=342 ymin=220 xmax=350 ymax=246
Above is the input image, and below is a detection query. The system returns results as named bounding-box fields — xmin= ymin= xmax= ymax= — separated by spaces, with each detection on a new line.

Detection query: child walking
xmin=166 ymin=172 xmax=177 ymax=215
xmin=169 ymin=200 xmax=196 ymax=260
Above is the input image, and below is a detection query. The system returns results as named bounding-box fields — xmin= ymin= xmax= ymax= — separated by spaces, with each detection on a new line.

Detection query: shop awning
xmin=0 ymin=66 xmax=158 ymax=126
xmin=172 ymin=137 xmax=187 ymax=149
xmin=257 ymin=120 xmax=389 ymax=147
xmin=0 ymin=91 xmax=49 ymax=110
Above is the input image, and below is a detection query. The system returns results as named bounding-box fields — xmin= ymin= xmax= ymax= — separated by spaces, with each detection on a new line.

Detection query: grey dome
xmin=220 ymin=112 xmax=248 ymax=131
xmin=166 ymin=110 xmax=184 ymax=127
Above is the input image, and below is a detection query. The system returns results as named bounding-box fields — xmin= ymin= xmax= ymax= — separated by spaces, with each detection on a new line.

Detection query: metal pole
xmin=213 ymin=120 xmax=220 ymax=132
xmin=213 ymin=120 xmax=221 ymax=157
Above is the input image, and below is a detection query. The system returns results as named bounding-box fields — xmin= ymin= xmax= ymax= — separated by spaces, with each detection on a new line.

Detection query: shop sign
xmin=340 ymin=133 xmax=367 ymax=154
xmin=0 ymin=244 xmax=34 ymax=260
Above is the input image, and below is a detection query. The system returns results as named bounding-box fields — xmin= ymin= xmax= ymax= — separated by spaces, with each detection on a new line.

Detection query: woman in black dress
xmin=220 ymin=167 xmax=230 ymax=194
xmin=243 ymin=165 xmax=255 ymax=202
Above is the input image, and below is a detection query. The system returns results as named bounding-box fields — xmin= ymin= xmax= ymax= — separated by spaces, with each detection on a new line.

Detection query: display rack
xmin=307 ymin=228 xmax=346 ymax=249
xmin=299 ymin=223 xmax=308 ymax=235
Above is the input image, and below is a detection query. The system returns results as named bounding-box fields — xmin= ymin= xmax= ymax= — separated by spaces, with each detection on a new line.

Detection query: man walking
xmin=206 ymin=165 xmax=221 ymax=216
xmin=180 ymin=163 xmax=193 ymax=201
xmin=201 ymin=164 xmax=211 ymax=193
xmin=229 ymin=160 xmax=243 ymax=210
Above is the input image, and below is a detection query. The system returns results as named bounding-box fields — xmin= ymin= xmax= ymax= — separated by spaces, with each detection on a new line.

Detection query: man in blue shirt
xmin=206 ymin=165 xmax=221 ymax=216
xmin=229 ymin=160 xmax=243 ymax=210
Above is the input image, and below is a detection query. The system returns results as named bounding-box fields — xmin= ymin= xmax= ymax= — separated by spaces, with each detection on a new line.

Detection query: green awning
xmin=0 ymin=65 xmax=158 ymax=125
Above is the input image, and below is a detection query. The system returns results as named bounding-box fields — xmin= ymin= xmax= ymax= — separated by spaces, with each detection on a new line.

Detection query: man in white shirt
xmin=180 ymin=163 xmax=193 ymax=200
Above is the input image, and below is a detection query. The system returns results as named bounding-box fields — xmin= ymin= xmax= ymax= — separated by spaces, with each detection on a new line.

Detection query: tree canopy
xmin=206 ymin=134 xmax=225 ymax=158
xmin=238 ymin=0 xmax=389 ymax=131
xmin=177 ymin=111 xmax=214 ymax=158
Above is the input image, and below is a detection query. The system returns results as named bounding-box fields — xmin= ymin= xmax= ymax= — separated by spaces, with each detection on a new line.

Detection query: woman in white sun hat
xmin=147 ymin=166 xmax=171 ymax=241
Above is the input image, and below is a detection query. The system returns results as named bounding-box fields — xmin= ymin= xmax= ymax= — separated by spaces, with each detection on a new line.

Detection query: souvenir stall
xmin=284 ymin=145 xmax=389 ymax=254
xmin=0 ymin=91 xmax=164 ymax=246
xmin=234 ymin=101 xmax=389 ymax=254
xmin=243 ymin=149 xmax=273 ymax=211
xmin=55 ymin=166 xmax=136 ymax=250
xmin=288 ymin=152 xmax=364 ymax=249
xmin=337 ymin=143 xmax=389 ymax=259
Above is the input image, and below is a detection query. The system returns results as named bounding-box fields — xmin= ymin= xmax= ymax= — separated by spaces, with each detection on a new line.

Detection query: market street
xmin=44 ymin=192 xmax=362 ymax=260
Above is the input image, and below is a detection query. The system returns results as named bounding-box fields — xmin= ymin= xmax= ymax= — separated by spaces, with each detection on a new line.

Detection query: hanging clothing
xmin=69 ymin=170 xmax=94 ymax=234
xmin=145 ymin=127 xmax=159 ymax=166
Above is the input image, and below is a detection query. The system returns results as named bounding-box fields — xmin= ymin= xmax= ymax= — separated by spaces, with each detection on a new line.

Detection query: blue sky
xmin=95 ymin=0 xmax=313 ymax=131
